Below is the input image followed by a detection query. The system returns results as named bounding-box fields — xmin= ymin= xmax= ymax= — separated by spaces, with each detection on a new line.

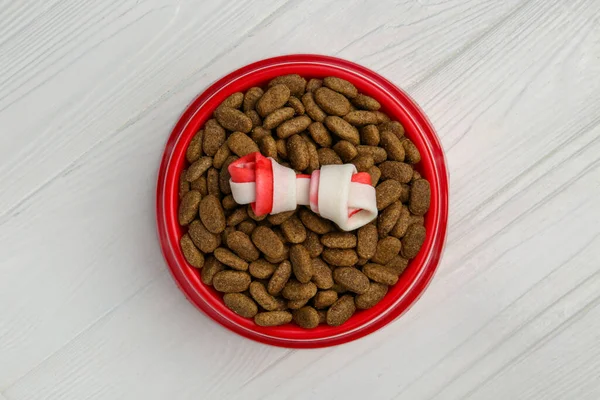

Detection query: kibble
xmin=333 ymin=140 xmax=358 ymax=162
xmin=186 ymin=131 xmax=203 ymax=163
xmin=313 ymin=290 xmax=338 ymax=308
xmin=333 ymin=267 xmax=369 ymax=294
xmin=180 ymin=234 xmax=204 ymax=268
xmin=213 ymin=270 xmax=251 ymax=293
xmin=263 ymin=107 xmax=295 ymax=129
xmin=224 ymin=293 xmax=258 ymax=318
xmin=226 ymin=231 xmax=259 ymax=262
xmin=292 ymin=306 xmax=319 ymax=328
xmin=199 ymin=195 xmax=226 ymax=233
xmin=321 ymin=232 xmax=357 ymax=249
xmin=361 ymin=125 xmax=380 ymax=146
xmin=308 ymin=121 xmax=332 ymax=147
xmin=302 ymin=92 xmax=327 ymax=122
xmin=356 ymin=145 xmax=387 ymax=163
xmin=281 ymin=216 xmax=307 ymax=243
xmin=344 ymin=111 xmax=378 ymax=126
xmin=355 ymin=282 xmax=387 ymax=309
xmin=306 ymin=78 xmax=323 ymax=92
xmin=203 ymin=119 xmax=226 ymax=156
xmin=179 ymin=190 xmax=201 ymax=225
xmin=324 ymin=76 xmax=358 ymax=98
xmin=214 ymin=248 xmax=249 ymax=271
xmin=213 ymin=144 xmax=231 ymax=169
xmin=287 ymin=96 xmax=305 ymax=115
xmin=363 ymin=263 xmax=398 ymax=285
xmin=378 ymin=201 xmax=403 ymax=237
xmin=402 ymin=224 xmax=426 ymax=259
xmin=277 ymin=115 xmax=312 ymax=139
xmin=380 ymin=130 xmax=405 ymax=162
xmin=268 ymin=260 xmax=292 ymax=296
xmin=325 ymin=116 xmax=360 ymax=145
xmin=318 ymin=148 xmax=343 ymax=165
xmin=245 ymin=110 xmax=262 ymax=127
xmin=255 ymin=311 xmax=292 ymax=326
xmin=249 ymin=259 xmax=276 ymax=279
xmin=227 ymin=132 xmax=259 ymax=157
xmin=188 ymin=220 xmax=221 ymax=253
xmin=290 ymin=244 xmax=313 ymax=283
xmin=409 ymin=179 xmax=431 ymax=216
xmin=250 ymin=281 xmax=286 ymax=311
xmin=315 ymin=87 xmax=352 ymax=116
xmin=256 ymin=84 xmax=290 ymax=117
xmin=322 ymin=248 xmax=359 ymax=267
xmin=269 ymin=74 xmax=306 ymax=97
xmin=282 ymin=280 xmax=317 ymax=300
xmin=287 ymin=134 xmax=310 ymax=171
xmin=352 ymin=94 xmax=381 ymax=111
xmin=327 ymin=295 xmax=356 ymax=326
xmin=299 ymin=209 xmax=334 ymax=234
xmin=371 ymin=237 xmax=402 ymax=264
xmin=243 ymin=87 xmax=264 ymax=112
xmin=304 ymin=231 xmax=324 ymax=257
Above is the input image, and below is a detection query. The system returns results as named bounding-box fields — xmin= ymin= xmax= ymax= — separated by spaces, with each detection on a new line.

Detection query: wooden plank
xmin=0 ymin=0 xmax=527 ymax=393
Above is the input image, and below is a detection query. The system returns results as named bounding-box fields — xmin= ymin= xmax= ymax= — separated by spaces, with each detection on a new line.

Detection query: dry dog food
xmin=178 ymin=74 xmax=432 ymax=328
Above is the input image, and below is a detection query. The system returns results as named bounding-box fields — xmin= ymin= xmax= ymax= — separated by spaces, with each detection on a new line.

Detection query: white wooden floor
xmin=1 ymin=0 xmax=599 ymax=399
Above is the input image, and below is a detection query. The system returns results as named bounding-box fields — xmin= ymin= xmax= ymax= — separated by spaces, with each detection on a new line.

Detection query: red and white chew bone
xmin=228 ymin=152 xmax=377 ymax=231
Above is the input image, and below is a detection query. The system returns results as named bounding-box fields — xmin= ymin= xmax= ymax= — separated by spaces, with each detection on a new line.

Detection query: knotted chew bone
xmin=228 ymin=152 xmax=377 ymax=231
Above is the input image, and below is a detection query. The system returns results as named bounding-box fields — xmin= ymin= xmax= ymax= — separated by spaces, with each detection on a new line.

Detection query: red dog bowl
xmin=157 ymin=55 xmax=449 ymax=348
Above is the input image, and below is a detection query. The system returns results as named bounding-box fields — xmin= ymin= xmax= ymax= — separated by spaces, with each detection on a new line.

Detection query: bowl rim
xmin=156 ymin=54 xmax=449 ymax=348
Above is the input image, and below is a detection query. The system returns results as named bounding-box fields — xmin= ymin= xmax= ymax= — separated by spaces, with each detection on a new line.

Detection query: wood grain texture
xmin=1 ymin=0 xmax=599 ymax=399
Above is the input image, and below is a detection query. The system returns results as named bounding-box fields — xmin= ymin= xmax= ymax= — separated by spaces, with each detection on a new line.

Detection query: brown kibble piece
xmin=178 ymin=190 xmax=201 ymax=225
xmin=215 ymin=106 xmax=252 ymax=133
xmin=287 ymin=134 xmax=310 ymax=171
xmin=214 ymin=248 xmax=249 ymax=271
xmin=402 ymin=224 xmax=426 ymax=259
xmin=288 ymin=298 xmax=310 ymax=310
xmin=223 ymin=293 xmax=258 ymax=318
xmin=221 ymin=226 xmax=235 ymax=244
xmin=179 ymin=172 xmax=190 ymax=199
xmin=213 ymin=144 xmax=231 ymax=169
xmin=302 ymin=92 xmax=327 ymax=122
xmin=259 ymin=135 xmax=278 ymax=159
xmin=222 ymin=194 xmax=238 ymax=210
xmin=249 ymin=259 xmax=276 ymax=279
xmin=322 ymin=248 xmax=359 ymax=267
xmin=379 ymin=121 xmax=405 ymax=138
xmin=245 ymin=110 xmax=262 ymax=127
xmin=201 ymin=256 xmax=225 ymax=285
xmin=221 ymin=92 xmax=244 ymax=109
xmin=280 ymin=216 xmax=307 ymax=243
xmin=180 ymin=234 xmax=204 ymax=268
xmin=325 ymin=116 xmax=360 ymax=145
xmin=372 ymin=237 xmax=402 ymax=264
xmin=251 ymin=126 xmax=271 ymax=142
xmin=390 ymin=205 xmax=411 ymax=238
xmin=293 ymin=306 xmax=320 ymax=329
xmin=277 ymin=115 xmax=312 ymax=139
xmin=323 ymin=76 xmax=358 ymax=98
xmin=212 ymin=270 xmax=251 ymax=293
xmin=190 ymin=175 xmax=207 ymax=195
xmin=380 ymin=130 xmax=406 ymax=162
xmin=373 ymin=111 xmax=390 ymax=123
xmin=243 ymin=87 xmax=264 ymax=112
xmin=251 ymin=226 xmax=285 ymax=259
xmin=299 ymin=209 xmax=334 ymax=234
xmin=361 ymin=125 xmax=380 ymax=146
xmin=226 ymin=231 xmax=260 ymax=262
xmin=306 ymin=78 xmax=323 ymax=92
xmin=311 ymin=258 xmax=334 ymax=289
xmin=313 ymin=290 xmax=338 ymax=308
xmin=267 ymin=210 xmax=295 ymax=225
xmin=186 ymin=157 xmax=213 ymax=182
xmin=305 ymin=139 xmax=320 ymax=173
xmin=287 ymin=96 xmax=305 ymax=115
xmin=290 ymin=244 xmax=313 ymax=283
xmin=263 ymin=107 xmax=295 ymax=129
xmin=249 ymin=281 xmax=286 ymax=311
xmin=199 ymin=195 xmax=226 ymax=233
xmin=408 ymin=214 xmax=425 ymax=227
xmin=304 ymin=231 xmax=324 ymax=258
xmin=315 ymin=87 xmax=351 ymax=116
xmin=333 ymin=267 xmax=369 ymax=294
xmin=276 ymin=138 xmax=288 ymax=159
xmin=412 ymin=170 xmax=422 ymax=181
xmin=327 ymin=295 xmax=355 ymax=326
xmin=343 ymin=110 xmax=378 ymax=126
xmin=227 ymin=132 xmax=259 ymax=157
xmin=378 ymin=201 xmax=403 ymax=237
xmin=386 ymin=255 xmax=410 ymax=275
xmin=376 ymin=180 xmax=403 ymax=210
xmin=351 ymin=155 xmax=374 ymax=172
xmin=321 ymin=232 xmax=357 ymax=249
xmin=237 ymin=220 xmax=257 ymax=236
xmin=363 ymin=263 xmax=399 ymax=285
xmin=282 ymin=280 xmax=317 ymax=300
xmin=357 ymin=224 xmax=378 ymax=259
xmin=188 ymin=220 xmax=221 ymax=253
xmin=409 ymin=179 xmax=431 ymax=216
xmin=402 ymin=138 xmax=421 ymax=164
xmin=203 ymin=119 xmax=226 ymax=156
xmin=356 ymin=145 xmax=387 ymax=164
xmin=355 ymin=282 xmax=388 ymax=309
xmin=207 ymin=168 xmax=220 ymax=196
xmin=257 ymin=84 xmax=291 ymax=117
xmin=247 ymin=205 xmax=267 ymax=221
xmin=226 ymin=206 xmax=248 ymax=226
xmin=268 ymin=260 xmax=292 ymax=295
xmin=379 ymin=161 xmax=413 ymax=183
xmin=333 ymin=140 xmax=358 ymax=162
xmin=269 ymin=74 xmax=307 ymax=97
xmin=186 ymin=131 xmax=203 ymax=163
xmin=255 ymin=311 xmax=292 ymax=326
xmin=351 ymin=94 xmax=381 ymax=111
xmin=308 ymin=121 xmax=332 ymax=147
xmin=318 ymin=148 xmax=343 ymax=165
xmin=318 ymin=310 xmax=327 ymax=324
xmin=368 ymin=166 xmax=381 ymax=187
